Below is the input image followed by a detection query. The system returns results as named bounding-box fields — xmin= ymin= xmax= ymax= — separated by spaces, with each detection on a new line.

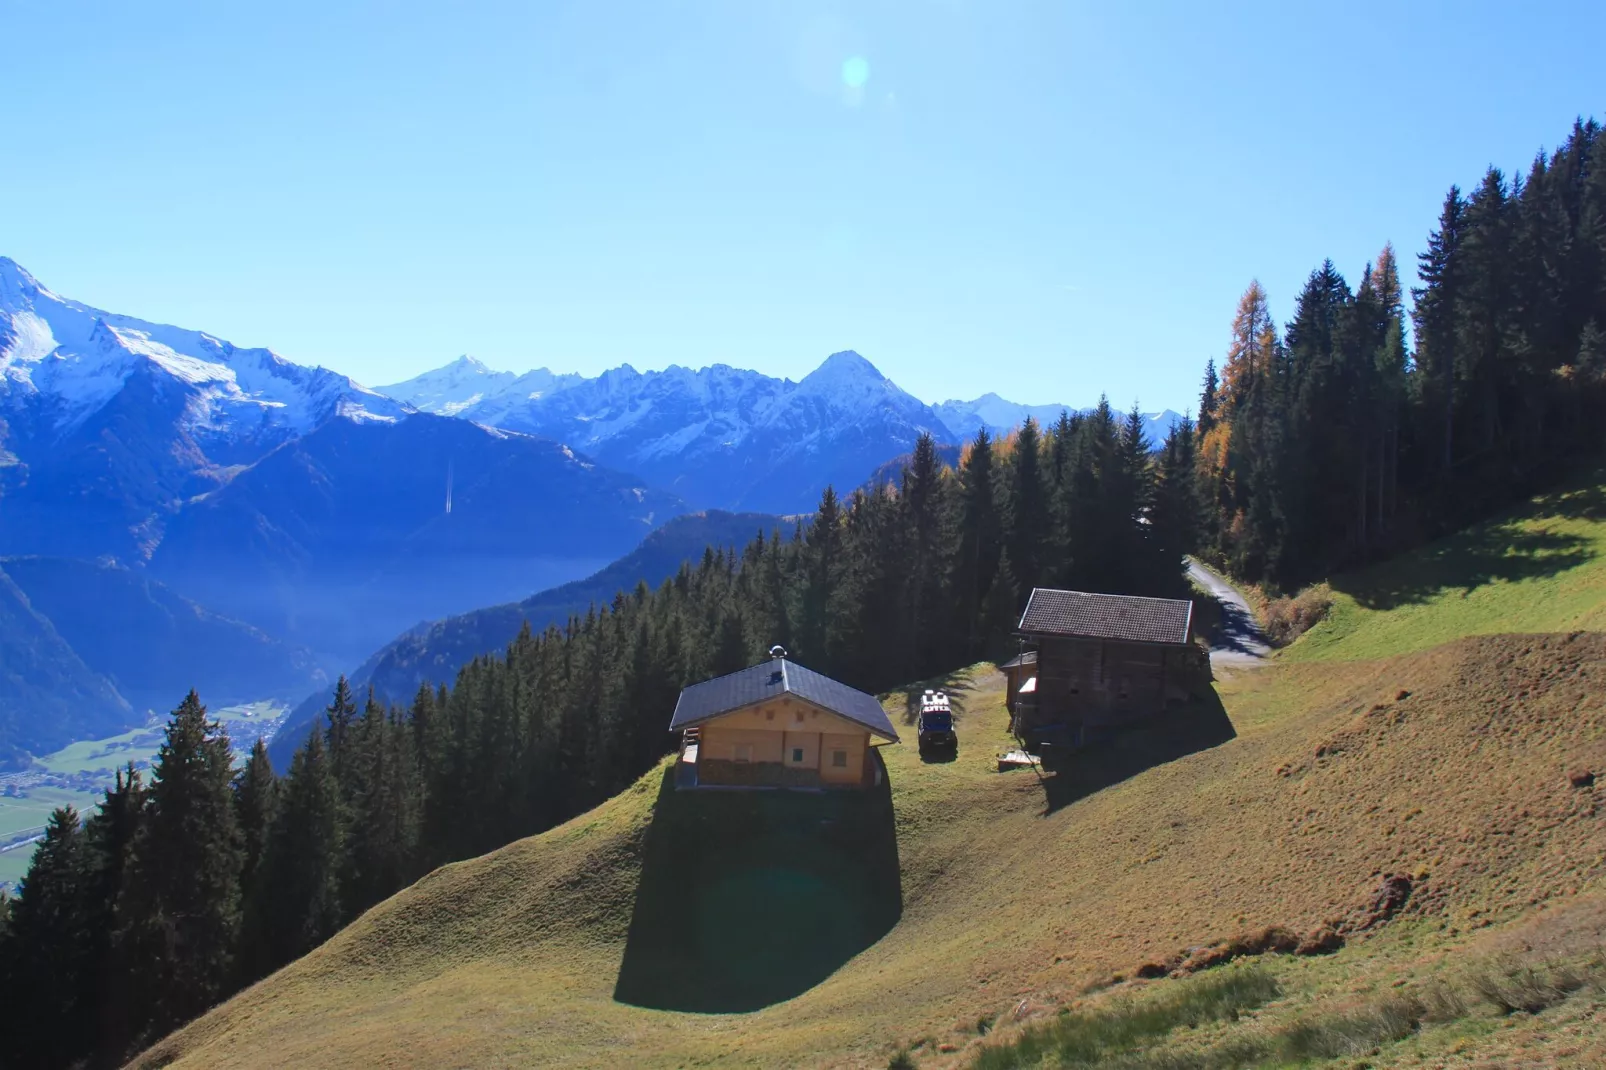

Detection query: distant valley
xmin=0 ymin=253 xmax=1173 ymax=775
xmin=269 ymin=509 xmax=788 ymax=764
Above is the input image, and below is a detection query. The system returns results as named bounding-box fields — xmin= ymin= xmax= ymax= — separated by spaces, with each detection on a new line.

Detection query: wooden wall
xmin=1024 ymin=636 xmax=1209 ymax=734
xmin=695 ymin=695 xmax=874 ymax=787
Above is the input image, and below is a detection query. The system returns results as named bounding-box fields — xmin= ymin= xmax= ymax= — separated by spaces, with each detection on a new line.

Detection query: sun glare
xmin=841 ymin=55 xmax=870 ymax=89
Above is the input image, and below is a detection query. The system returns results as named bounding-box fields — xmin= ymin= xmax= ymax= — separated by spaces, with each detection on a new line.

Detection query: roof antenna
xmin=769 ymin=644 xmax=788 ymax=660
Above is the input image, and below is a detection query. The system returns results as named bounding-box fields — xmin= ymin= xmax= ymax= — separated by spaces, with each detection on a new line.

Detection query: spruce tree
xmin=82 ymin=765 xmax=149 ymax=1060
xmin=258 ymin=731 xmax=346 ymax=968
xmin=0 ymin=807 xmax=91 ymax=1068
xmin=795 ymin=486 xmax=843 ymax=670
xmin=1150 ymin=416 xmax=1198 ymax=587
xmin=1004 ymin=416 xmax=1048 ymax=595
xmin=982 ymin=548 xmax=1021 ymax=659
xmin=901 ymin=433 xmax=952 ymax=679
xmin=235 ymin=738 xmax=278 ymax=903
xmin=323 ymin=675 xmax=358 ymax=786
xmin=348 ymin=695 xmax=422 ymax=915
xmin=113 ymin=691 xmax=243 ymax=1045
xmin=953 ymin=430 xmax=1002 ymax=660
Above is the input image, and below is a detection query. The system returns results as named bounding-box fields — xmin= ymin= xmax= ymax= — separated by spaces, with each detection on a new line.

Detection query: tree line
xmin=2 ymin=117 xmax=1604 ymax=1068
xmin=1196 ymin=118 xmax=1606 ymax=587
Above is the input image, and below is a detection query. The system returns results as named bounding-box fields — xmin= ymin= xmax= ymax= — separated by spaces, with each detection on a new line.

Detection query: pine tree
xmin=953 ymin=430 xmax=1002 ymax=659
xmin=323 ymin=675 xmax=358 ymax=786
xmin=348 ymin=696 xmax=422 ymax=915
xmin=0 ymin=807 xmax=91 ymax=1068
xmin=257 ymin=731 xmax=345 ymax=968
xmin=1150 ymin=416 xmax=1198 ymax=585
xmin=1197 ymin=360 xmax=1220 ymax=437
xmin=113 ymin=690 xmax=243 ymax=1045
xmin=1413 ymin=185 xmax=1468 ymax=483
xmin=981 ymin=547 xmax=1020 ymax=659
xmin=901 ymin=433 xmax=951 ymax=679
xmin=795 ymin=486 xmax=843 ymax=670
xmin=235 ymin=738 xmax=278 ymax=906
xmin=85 ymin=766 xmax=149 ymax=1058
xmin=1004 ymin=416 xmax=1048 ymax=595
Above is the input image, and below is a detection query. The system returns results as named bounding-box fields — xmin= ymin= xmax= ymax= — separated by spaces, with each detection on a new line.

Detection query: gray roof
xmin=669 ymin=658 xmax=900 ymax=742
xmin=999 ymin=650 xmax=1039 ymax=669
xmin=1018 ymin=588 xmax=1193 ymax=645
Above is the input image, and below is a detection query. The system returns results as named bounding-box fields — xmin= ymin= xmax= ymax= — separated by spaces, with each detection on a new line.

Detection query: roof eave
xmin=1017 ymin=627 xmax=1193 ymax=645
xmin=671 ymin=691 xmax=901 ymax=743
xmin=669 ymin=692 xmax=780 ymax=732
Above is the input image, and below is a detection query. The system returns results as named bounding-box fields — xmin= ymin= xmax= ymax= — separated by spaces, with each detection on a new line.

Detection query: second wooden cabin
xmin=1003 ymin=587 xmax=1212 ymax=748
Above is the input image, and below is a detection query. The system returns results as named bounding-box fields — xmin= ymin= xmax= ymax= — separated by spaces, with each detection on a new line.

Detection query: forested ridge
xmin=2 ymin=119 xmax=1604 ymax=1070
xmin=1198 ymin=119 xmax=1606 ymax=586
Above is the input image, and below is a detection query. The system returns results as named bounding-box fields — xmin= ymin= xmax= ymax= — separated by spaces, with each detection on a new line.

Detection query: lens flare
xmin=841 ymin=55 xmax=870 ymax=89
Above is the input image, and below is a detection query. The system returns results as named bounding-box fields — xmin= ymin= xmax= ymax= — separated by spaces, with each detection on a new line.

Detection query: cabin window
xmin=765 ymin=710 xmax=774 ymax=721
xmin=831 ymin=750 xmax=848 ymax=768
xmin=734 ymin=744 xmax=752 ymax=763
xmin=791 ymin=747 xmax=804 ymax=763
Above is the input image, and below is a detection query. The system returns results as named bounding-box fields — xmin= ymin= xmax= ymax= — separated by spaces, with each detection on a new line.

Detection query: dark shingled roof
xmin=669 ymin=658 xmax=900 ymax=742
xmin=1017 ymin=588 xmax=1193 ymax=645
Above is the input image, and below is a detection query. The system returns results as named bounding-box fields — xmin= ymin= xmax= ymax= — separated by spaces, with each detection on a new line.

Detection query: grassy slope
xmin=1284 ymin=470 xmax=1606 ymax=662
xmin=138 ymin=480 xmax=1606 ymax=1070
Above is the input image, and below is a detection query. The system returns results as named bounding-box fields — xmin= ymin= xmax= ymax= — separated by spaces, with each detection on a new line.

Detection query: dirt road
xmin=1186 ymin=558 xmax=1272 ymax=671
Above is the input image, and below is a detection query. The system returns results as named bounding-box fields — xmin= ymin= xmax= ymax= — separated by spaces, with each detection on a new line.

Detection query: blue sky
xmin=3 ymin=1 xmax=1601 ymax=412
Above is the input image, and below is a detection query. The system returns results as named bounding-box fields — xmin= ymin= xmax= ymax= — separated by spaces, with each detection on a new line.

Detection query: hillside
xmin=1 ymin=556 xmax=325 ymax=715
xmin=0 ymin=564 xmax=129 ymax=768
xmin=1282 ymin=469 xmax=1606 ymax=663
xmin=147 ymin=411 xmax=680 ymax=665
xmin=134 ymin=480 xmax=1606 ymax=1070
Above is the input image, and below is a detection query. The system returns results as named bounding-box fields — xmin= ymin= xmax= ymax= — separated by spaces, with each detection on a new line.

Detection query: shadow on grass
xmin=1337 ymin=521 xmax=1594 ymax=611
xmin=1034 ymin=690 xmax=1237 ymax=816
xmin=1531 ymin=478 xmax=1606 ymax=522
xmin=613 ymin=753 xmax=902 ymax=1013
xmin=1335 ymin=472 xmax=1604 ymax=612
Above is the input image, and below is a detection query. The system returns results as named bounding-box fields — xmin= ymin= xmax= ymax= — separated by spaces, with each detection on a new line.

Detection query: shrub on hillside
xmin=1252 ymin=583 xmax=1334 ymax=647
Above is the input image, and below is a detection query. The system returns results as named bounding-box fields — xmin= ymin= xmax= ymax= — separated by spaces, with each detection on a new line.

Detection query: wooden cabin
xmin=670 ymin=648 xmax=900 ymax=790
xmin=1009 ymin=588 xmax=1211 ymax=748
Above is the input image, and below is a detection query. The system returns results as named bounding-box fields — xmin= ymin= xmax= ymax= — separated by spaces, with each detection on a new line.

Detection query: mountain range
xmin=381 ymin=353 xmax=955 ymax=513
xmin=0 ymin=254 xmax=1182 ymax=766
xmin=378 ymin=357 xmax=1186 ymax=513
xmin=0 ymin=260 xmax=679 ymax=761
xmin=0 ymin=257 xmax=410 ymax=564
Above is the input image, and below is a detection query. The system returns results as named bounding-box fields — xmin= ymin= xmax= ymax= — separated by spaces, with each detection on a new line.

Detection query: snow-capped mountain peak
xmin=933 ymin=393 xmax=1186 ymax=448
xmin=802 ymin=349 xmax=885 ymax=385
xmin=0 ymin=257 xmax=406 ymax=440
xmin=378 ymin=358 xmax=581 ymax=416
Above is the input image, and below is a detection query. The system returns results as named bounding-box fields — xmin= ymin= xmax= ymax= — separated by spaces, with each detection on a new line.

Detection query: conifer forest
xmin=2 ymin=119 xmax=1604 ymax=1070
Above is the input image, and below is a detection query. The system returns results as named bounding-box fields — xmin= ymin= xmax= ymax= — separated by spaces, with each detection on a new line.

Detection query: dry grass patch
xmin=133 ymin=627 xmax=1606 ymax=1069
